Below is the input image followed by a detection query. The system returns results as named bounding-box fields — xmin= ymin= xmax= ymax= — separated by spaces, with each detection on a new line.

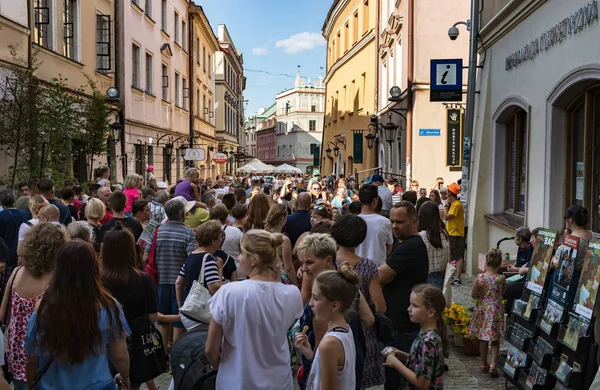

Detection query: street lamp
xmin=333 ymin=145 xmax=340 ymax=157
xmin=325 ymin=147 xmax=332 ymax=158
xmin=383 ymin=121 xmax=399 ymax=144
xmin=179 ymin=144 xmax=187 ymax=158
xmin=165 ymin=143 xmax=173 ymax=158
xmin=365 ymin=132 xmax=376 ymax=150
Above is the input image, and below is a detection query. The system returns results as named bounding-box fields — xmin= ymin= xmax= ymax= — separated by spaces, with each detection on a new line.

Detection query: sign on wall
xmin=419 ymin=129 xmax=441 ymax=136
xmin=212 ymin=152 xmax=228 ymax=164
xmin=353 ymin=131 xmax=363 ymax=164
xmin=446 ymin=108 xmax=463 ymax=166
xmin=183 ymin=148 xmax=206 ymax=161
xmin=430 ymin=59 xmax=463 ymax=102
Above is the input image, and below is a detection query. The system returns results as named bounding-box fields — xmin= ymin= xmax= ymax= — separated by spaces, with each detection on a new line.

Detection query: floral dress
xmin=400 ymin=329 xmax=445 ymax=390
xmin=470 ymin=273 xmax=506 ymax=341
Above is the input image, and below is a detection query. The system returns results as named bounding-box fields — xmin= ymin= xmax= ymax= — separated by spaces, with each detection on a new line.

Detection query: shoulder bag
xmin=144 ymin=226 xmax=160 ymax=285
xmin=1 ymin=266 xmax=20 ymax=384
xmin=179 ymin=253 xmax=212 ymax=324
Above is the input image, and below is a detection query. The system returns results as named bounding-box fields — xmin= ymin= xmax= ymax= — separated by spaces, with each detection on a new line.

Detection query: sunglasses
xmin=313 ymin=206 xmax=325 ymax=211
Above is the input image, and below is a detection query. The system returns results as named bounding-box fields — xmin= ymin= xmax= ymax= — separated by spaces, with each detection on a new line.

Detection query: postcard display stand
xmin=500 ymin=231 xmax=600 ymax=390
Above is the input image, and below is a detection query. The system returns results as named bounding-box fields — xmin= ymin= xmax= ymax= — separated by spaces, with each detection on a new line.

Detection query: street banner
xmin=353 ymin=131 xmax=363 ymax=164
xmin=446 ymin=108 xmax=462 ymax=167
xmin=313 ymin=145 xmax=320 ymax=168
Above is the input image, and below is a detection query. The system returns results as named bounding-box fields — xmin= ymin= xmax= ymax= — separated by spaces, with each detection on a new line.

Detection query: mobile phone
xmin=381 ymin=346 xmax=394 ymax=357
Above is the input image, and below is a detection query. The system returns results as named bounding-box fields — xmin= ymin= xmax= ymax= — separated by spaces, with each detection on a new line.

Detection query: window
xmin=208 ymin=54 xmax=211 ymax=75
xmin=208 ymin=99 xmax=211 ymax=120
xmin=311 ymin=105 xmax=316 ymax=112
xmin=132 ymin=44 xmax=141 ymax=88
xmin=63 ymin=0 xmax=78 ymax=60
xmin=162 ymin=64 xmax=168 ymax=101
xmin=196 ymin=37 xmax=200 ymax=63
xmin=310 ymin=143 xmax=318 ymax=154
xmin=162 ymin=148 xmax=171 ymax=183
xmin=344 ymin=22 xmax=349 ymax=52
xmin=174 ymin=73 xmax=180 ymax=106
xmin=135 ymin=143 xmax=145 ymax=175
xmin=145 ymin=52 xmax=153 ymax=93
xmin=96 ymin=15 xmax=111 ymax=72
xmin=203 ymin=95 xmax=206 ymax=118
xmin=34 ymin=0 xmax=52 ymax=48
xmin=504 ymin=109 xmax=527 ymax=214
xmin=309 ymin=120 xmax=316 ymax=131
xmin=161 ymin=0 xmax=167 ymax=31
xmin=145 ymin=0 xmax=152 ymax=17
xmin=203 ymin=46 xmax=206 ymax=72
xmin=182 ymin=20 xmax=187 ymax=51
xmin=174 ymin=12 xmax=180 ymax=43
xmin=132 ymin=0 xmax=140 ymax=6
xmin=182 ymin=77 xmax=188 ymax=110
xmin=353 ymin=11 xmax=359 ymax=43
xmin=196 ymin=89 xmax=200 ymax=116
xmin=362 ymin=0 xmax=369 ymax=34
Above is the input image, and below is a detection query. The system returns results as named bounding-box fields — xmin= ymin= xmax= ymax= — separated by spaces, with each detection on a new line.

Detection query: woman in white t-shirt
xmin=206 ymin=230 xmax=303 ymax=390
xmin=295 ymin=262 xmax=358 ymax=390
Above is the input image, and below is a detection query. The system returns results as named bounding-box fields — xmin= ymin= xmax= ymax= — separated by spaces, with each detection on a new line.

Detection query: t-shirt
xmin=447 ymin=200 xmax=464 ymax=237
xmin=0 ymin=208 xmax=26 ymax=265
xmin=516 ymin=243 xmax=534 ymax=268
xmin=209 ymin=280 xmax=303 ymax=390
xmin=378 ymin=185 xmax=393 ymax=211
xmin=214 ymin=249 xmax=238 ymax=282
xmin=356 ymin=213 xmax=394 ymax=267
xmin=123 ymin=188 xmax=140 ymax=213
xmin=105 ymin=273 xmax=157 ymax=327
xmin=0 ymin=237 xmax=9 ymax=263
xmin=97 ymin=216 xmax=143 ymax=243
xmin=221 ymin=225 xmax=242 ymax=260
xmin=25 ymin=306 xmax=130 ymax=390
xmin=185 ymin=207 xmax=209 ymax=229
xmin=179 ymin=253 xmax=220 ymax=303
xmin=400 ymin=329 xmax=445 ymax=390
xmin=383 ymin=235 xmax=429 ymax=330
xmin=18 ymin=219 xmax=39 ymax=241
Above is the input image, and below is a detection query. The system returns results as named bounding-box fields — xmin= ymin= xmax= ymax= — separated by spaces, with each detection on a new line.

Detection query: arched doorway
xmin=379 ymin=143 xmax=386 ymax=173
xmin=336 ymin=150 xmax=343 ymax=177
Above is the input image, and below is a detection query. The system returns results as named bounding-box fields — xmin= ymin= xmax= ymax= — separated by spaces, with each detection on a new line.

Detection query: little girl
xmin=123 ymin=173 xmax=142 ymax=216
xmin=383 ymin=284 xmax=448 ymax=390
xmin=470 ymin=248 xmax=505 ymax=376
xmin=295 ymin=262 xmax=358 ymax=390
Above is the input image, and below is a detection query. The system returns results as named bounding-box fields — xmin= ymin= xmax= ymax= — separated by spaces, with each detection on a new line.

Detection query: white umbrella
xmin=276 ymin=163 xmax=302 ymax=174
xmin=245 ymin=159 xmax=276 ymax=173
xmin=237 ymin=162 xmax=261 ymax=173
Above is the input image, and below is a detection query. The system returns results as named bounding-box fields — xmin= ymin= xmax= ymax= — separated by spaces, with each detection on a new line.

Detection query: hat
xmin=312 ymin=168 xmax=321 ymax=177
xmin=147 ymin=165 xmax=154 ymax=172
xmin=171 ymin=196 xmax=196 ymax=213
xmin=365 ymin=174 xmax=384 ymax=185
xmin=156 ymin=181 xmax=168 ymax=189
xmin=447 ymin=183 xmax=461 ymax=195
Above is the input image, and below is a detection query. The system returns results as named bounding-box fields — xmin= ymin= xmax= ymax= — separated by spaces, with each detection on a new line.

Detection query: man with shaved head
xmin=38 ymin=204 xmax=61 ymax=224
xmin=283 ymin=192 xmax=312 ymax=249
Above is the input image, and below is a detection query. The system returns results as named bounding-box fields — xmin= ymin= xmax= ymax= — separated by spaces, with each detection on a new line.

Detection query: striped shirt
xmin=145 ymin=221 xmax=196 ymax=284
xmin=150 ymin=201 xmax=165 ymax=224
xmin=179 ymin=252 xmax=220 ymax=302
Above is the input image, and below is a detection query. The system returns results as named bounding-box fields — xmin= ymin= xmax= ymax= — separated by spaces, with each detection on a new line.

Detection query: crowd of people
xmin=0 ymin=166 xmax=469 ymax=390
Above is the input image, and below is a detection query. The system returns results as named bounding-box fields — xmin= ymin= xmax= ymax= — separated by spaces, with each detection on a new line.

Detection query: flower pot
xmin=462 ymin=338 xmax=480 ymax=356
xmin=453 ymin=332 xmax=463 ymax=347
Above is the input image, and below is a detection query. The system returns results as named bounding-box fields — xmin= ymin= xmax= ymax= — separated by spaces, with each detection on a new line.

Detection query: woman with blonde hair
xmin=123 ymin=173 xmax=143 ymax=216
xmin=243 ymin=192 xmax=270 ymax=232
xmin=264 ymin=204 xmax=297 ymax=286
xmin=17 ymin=195 xmax=48 ymax=258
xmin=206 ymin=230 xmax=303 ymax=390
xmin=0 ymin=223 xmax=67 ymax=389
xmin=85 ymin=198 xmax=106 ymax=254
xmin=175 ymin=167 xmax=202 ymax=202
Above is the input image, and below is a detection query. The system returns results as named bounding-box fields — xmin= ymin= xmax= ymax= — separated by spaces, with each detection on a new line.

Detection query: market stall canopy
xmin=276 ymin=164 xmax=302 ymax=173
xmin=238 ymin=159 xmax=277 ymax=173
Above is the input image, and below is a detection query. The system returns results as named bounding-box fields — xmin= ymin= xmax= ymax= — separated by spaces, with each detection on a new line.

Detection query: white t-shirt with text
xmin=356 ymin=213 xmax=394 ymax=267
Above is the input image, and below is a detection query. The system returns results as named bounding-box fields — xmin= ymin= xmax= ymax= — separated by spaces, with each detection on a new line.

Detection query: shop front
xmin=468 ymin=0 xmax=600 ymax=271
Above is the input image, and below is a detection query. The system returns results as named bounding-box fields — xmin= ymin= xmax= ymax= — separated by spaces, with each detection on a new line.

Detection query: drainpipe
xmin=405 ymin=0 xmax=414 ymax=189
xmin=374 ymin=0 xmax=380 ymax=171
xmin=188 ymin=11 xmax=195 ymax=154
xmin=114 ymin=0 xmax=127 ymax=180
xmin=27 ymin=0 xmax=32 ymax=67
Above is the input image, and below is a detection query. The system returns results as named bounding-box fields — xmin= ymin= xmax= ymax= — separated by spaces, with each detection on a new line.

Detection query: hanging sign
xmin=446 ymin=108 xmax=462 ymax=166
xmin=184 ymin=148 xmax=206 ymax=161
xmin=212 ymin=152 xmax=228 ymax=164
xmin=430 ymin=59 xmax=463 ymax=102
xmin=353 ymin=131 xmax=363 ymax=164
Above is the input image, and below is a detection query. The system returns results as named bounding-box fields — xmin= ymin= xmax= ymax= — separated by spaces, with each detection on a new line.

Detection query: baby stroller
xmin=171 ymin=328 xmax=216 ymax=390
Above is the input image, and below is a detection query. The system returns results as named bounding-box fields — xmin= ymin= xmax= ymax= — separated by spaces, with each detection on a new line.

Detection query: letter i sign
xmin=437 ymin=63 xmax=457 ymax=86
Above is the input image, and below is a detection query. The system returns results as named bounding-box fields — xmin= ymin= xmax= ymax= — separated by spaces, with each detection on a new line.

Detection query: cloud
xmin=252 ymin=46 xmax=269 ymax=56
xmin=275 ymin=32 xmax=325 ymax=54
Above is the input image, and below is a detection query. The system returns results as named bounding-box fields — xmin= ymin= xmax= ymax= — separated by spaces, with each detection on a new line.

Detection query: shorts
xmin=157 ymin=283 xmax=183 ymax=328
xmin=449 ymin=235 xmax=465 ymax=261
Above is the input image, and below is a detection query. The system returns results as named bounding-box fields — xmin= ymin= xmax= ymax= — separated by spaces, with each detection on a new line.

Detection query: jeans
xmin=428 ymin=271 xmax=444 ymax=290
xmin=384 ymin=329 xmax=420 ymax=390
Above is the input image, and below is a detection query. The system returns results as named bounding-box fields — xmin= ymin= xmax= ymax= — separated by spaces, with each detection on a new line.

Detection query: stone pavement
xmin=150 ymin=274 xmax=508 ymax=389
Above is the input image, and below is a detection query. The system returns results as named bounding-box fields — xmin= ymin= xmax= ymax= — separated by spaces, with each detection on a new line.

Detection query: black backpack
xmin=171 ymin=328 xmax=217 ymax=390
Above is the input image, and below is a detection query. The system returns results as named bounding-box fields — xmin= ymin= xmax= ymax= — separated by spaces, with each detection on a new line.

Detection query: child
xmin=383 ymin=284 xmax=448 ymax=390
xmin=470 ymin=248 xmax=505 ymax=376
xmin=123 ymin=173 xmax=142 ymax=216
xmin=295 ymin=262 xmax=359 ymax=390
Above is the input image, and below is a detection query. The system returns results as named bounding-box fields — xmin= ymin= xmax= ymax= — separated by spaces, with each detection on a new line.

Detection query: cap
xmin=447 ymin=183 xmax=461 ymax=195
xmin=156 ymin=181 xmax=168 ymax=189
xmin=365 ymin=174 xmax=384 ymax=185
xmin=171 ymin=196 xmax=196 ymax=213
xmin=147 ymin=165 xmax=154 ymax=172
xmin=312 ymin=168 xmax=321 ymax=177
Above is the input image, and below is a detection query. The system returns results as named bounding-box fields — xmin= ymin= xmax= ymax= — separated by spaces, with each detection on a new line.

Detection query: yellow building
xmin=321 ymin=0 xmax=378 ymax=179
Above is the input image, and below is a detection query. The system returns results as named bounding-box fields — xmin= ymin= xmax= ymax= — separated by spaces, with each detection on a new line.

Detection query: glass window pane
xmin=519 ymin=113 xmax=527 ymax=213
xmin=572 ymin=104 xmax=585 ymax=207
xmin=508 ymin=118 xmax=516 ymax=210
xmin=592 ymin=93 xmax=600 ymax=231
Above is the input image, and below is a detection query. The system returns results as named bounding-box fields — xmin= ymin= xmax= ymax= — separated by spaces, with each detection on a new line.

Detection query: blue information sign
xmin=419 ymin=129 xmax=441 ymax=136
xmin=430 ymin=59 xmax=463 ymax=102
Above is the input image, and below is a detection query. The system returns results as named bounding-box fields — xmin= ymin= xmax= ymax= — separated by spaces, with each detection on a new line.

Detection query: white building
xmin=275 ymin=70 xmax=325 ymax=172
xmin=467 ymin=0 xmax=600 ymax=272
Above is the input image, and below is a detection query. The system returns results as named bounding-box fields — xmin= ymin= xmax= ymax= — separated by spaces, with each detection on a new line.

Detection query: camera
xmin=448 ymin=26 xmax=460 ymax=41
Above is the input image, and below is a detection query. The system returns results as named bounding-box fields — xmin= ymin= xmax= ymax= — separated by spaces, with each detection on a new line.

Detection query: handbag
xmin=144 ymin=226 xmax=160 ymax=285
xmin=129 ymin=316 xmax=167 ymax=385
xmin=443 ymin=263 xmax=456 ymax=307
xmin=179 ymin=253 xmax=212 ymax=324
xmin=373 ymin=313 xmax=394 ymax=344
xmin=1 ymin=266 xmax=21 ymax=384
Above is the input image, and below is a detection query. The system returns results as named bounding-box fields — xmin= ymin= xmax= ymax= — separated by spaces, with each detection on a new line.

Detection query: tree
xmin=0 ymin=45 xmax=43 ymax=187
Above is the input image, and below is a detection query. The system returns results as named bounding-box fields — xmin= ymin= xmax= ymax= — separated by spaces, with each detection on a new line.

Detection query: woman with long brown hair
xmin=243 ymin=192 xmax=270 ymax=231
xmin=418 ymin=202 xmax=450 ymax=289
xmin=25 ymin=240 xmax=131 ymax=389
xmin=0 ymin=223 xmax=66 ymax=390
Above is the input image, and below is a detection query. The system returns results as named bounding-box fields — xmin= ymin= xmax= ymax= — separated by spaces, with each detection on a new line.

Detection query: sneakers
xmin=450 ymin=276 xmax=462 ymax=285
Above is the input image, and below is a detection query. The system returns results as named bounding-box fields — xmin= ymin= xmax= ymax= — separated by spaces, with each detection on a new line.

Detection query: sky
xmin=200 ymin=0 xmax=332 ymax=116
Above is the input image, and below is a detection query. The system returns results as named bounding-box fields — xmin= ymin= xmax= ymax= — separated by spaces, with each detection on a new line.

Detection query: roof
xmin=322 ymin=0 xmax=342 ymax=35
xmin=261 ymin=102 xmax=277 ymax=118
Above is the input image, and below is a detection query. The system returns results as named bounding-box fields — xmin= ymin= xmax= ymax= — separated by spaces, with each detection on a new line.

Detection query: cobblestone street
xmin=150 ymin=274 xmax=507 ymax=390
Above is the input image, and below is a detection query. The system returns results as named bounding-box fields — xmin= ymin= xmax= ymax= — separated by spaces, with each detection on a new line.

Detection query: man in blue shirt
xmin=283 ymin=192 xmax=312 ymax=249
xmin=37 ymin=179 xmax=71 ymax=226
xmin=0 ymin=189 xmax=26 ymax=288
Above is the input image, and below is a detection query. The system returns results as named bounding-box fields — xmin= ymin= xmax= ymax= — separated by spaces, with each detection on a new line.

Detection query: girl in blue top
xmin=25 ymin=240 xmax=130 ymax=390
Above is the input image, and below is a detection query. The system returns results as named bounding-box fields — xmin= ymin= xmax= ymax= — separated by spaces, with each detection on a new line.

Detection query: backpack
xmin=171 ymin=328 xmax=217 ymax=390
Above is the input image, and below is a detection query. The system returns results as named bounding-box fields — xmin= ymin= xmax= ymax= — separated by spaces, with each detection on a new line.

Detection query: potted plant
xmin=443 ymin=303 xmax=470 ymax=348
xmin=461 ymin=327 xmax=480 ymax=356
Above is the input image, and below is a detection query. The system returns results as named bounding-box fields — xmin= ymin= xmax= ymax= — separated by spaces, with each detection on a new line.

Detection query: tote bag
xmin=129 ymin=315 xmax=167 ymax=385
xmin=179 ymin=253 xmax=212 ymax=324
